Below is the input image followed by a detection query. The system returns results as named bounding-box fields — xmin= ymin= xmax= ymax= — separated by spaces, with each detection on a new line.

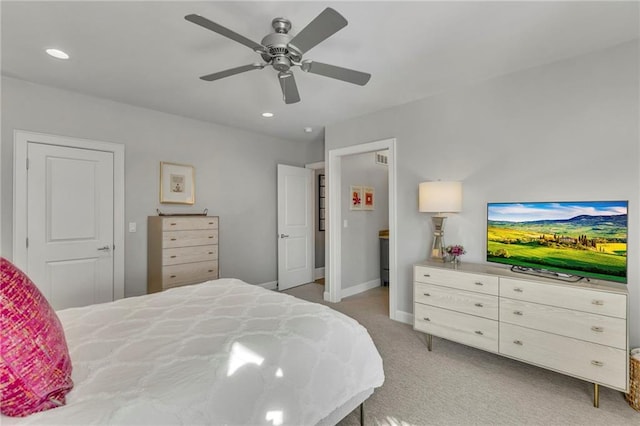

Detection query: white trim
xmin=13 ymin=130 xmax=126 ymax=300
xmin=305 ymin=161 xmax=325 ymax=170
xmin=394 ymin=310 xmax=414 ymax=325
xmin=257 ymin=280 xmax=278 ymax=291
xmin=326 ymin=138 xmax=398 ymax=321
xmin=341 ymin=279 xmax=381 ymax=299
xmin=314 ymin=267 xmax=325 ymax=280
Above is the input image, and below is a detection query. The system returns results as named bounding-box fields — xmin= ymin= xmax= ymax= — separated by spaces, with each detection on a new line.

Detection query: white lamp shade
xmin=418 ymin=181 xmax=462 ymax=213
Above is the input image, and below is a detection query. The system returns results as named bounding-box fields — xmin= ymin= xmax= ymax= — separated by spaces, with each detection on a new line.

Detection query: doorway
xmin=13 ymin=130 xmax=125 ymax=307
xmin=326 ymin=138 xmax=398 ymax=320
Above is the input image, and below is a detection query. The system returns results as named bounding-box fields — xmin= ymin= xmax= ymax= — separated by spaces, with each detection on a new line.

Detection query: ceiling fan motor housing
xmin=261 ymin=27 xmax=301 ymax=70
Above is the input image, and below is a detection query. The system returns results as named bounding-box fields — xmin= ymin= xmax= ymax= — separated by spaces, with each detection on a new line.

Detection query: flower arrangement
xmin=445 ymin=245 xmax=466 ymax=261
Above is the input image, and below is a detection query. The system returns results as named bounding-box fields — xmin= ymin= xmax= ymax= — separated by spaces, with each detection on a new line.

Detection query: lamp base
xmin=430 ymin=216 xmax=447 ymax=262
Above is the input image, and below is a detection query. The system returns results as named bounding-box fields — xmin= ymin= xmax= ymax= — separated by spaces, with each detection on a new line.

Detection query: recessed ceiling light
xmin=303 ymin=127 xmax=313 ymax=133
xmin=46 ymin=48 xmax=69 ymax=60
xmin=261 ymin=112 xmax=274 ymax=118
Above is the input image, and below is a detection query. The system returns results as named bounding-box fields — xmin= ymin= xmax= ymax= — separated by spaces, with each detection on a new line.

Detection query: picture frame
xmin=350 ymin=185 xmax=363 ymax=210
xmin=160 ymin=161 xmax=195 ymax=204
xmin=363 ymin=186 xmax=375 ymax=210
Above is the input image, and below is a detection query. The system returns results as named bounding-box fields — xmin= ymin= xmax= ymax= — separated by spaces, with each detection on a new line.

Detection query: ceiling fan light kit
xmin=185 ymin=7 xmax=371 ymax=104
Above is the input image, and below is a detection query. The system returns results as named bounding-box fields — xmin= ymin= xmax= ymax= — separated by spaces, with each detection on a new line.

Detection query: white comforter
xmin=3 ymin=279 xmax=384 ymax=425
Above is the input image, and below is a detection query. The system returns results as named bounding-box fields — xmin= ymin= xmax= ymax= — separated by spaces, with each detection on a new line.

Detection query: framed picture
xmin=363 ymin=186 xmax=375 ymax=210
xmin=160 ymin=161 xmax=195 ymax=204
xmin=350 ymin=185 xmax=363 ymax=210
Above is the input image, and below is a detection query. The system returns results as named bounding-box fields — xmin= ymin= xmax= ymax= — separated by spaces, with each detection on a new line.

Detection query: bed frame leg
xmin=360 ymin=402 xmax=364 ymax=426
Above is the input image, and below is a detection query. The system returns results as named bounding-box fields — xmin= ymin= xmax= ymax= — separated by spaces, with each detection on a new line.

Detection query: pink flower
xmin=446 ymin=245 xmax=466 ymax=257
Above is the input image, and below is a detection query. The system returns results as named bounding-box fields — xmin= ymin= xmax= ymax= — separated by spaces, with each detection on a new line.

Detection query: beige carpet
xmin=284 ymin=283 xmax=639 ymax=426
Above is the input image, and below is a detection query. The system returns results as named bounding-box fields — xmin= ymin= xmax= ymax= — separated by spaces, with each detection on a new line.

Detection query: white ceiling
xmin=2 ymin=1 xmax=638 ymax=143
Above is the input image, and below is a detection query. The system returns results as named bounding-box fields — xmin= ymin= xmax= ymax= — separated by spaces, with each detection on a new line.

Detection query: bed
xmin=1 ymin=278 xmax=384 ymax=425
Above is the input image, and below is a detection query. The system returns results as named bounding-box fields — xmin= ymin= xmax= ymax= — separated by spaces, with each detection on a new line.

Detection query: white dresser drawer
xmin=162 ymin=216 xmax=218 ymax=231
xmin=500 ymin=323 xmax=627 ymax=390
xmin=414 ymin=266 xmax=498 ymax=296
xmin=415 ymin=282 xmax=498 ymax=320
xmin=414 ymin=304 xmax=498 ymax=353
xmin=163 ymin=229 xmax=219 ymax=248
xmin=162 ymin=261 xmax=219 ymax=289
xmin=162 ymin=245 xmax=218 ymax=266
xmin=500 ymin=278 xmax=626 ymax=319
xmin=499 ymin=298 xmax=626 ymax=349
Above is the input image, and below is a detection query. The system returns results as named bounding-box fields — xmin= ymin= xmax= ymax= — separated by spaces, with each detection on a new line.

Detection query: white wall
xmin=1 ymin=76 xmax=323 ymax=296
xmin=325 ymin=41 xmax=640 ymax=345
xmin=341 ymin=152 xmax=389 ymax=289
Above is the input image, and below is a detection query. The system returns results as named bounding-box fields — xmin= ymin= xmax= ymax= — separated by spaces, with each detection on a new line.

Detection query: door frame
xmin=326 ymin=138 xmax=398 ymax=320
xmin=13 ymin=130 xmax=125 ymax=300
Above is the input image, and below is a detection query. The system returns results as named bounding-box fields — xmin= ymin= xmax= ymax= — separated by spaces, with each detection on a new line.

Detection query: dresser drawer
xmin=500 ymin=278 xmax=626 ymax=319
xmin=414 ymin=266 xmax=498 ymax=295
xmin=163 ymin=230 xmax=219 ymax=248
xmin=162 ymin=261 xmax=219 ymax=289
xmin=414 ymin=303 xmax=498 ymax=352
xmin=415 ymin=282 xmax=498 ymax=320
xmin=162 ymin=245 xmax=218 ymax=266
xmin=500 ymin=298 xmax=626 ymax=349
xmin=500 ymin=323 xmax=627 ymax=390
xmin=162 ymin=216 xmax=218 ymax=231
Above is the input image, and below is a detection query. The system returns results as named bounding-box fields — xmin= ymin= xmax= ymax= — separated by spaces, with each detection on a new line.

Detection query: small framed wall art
xmin=350 ymin=185 xmax=363 ymax=210
xmin=363 ymin=186 xmax=375 ymax=210
xmin=160 ymin=161 xmax=195 ymax=204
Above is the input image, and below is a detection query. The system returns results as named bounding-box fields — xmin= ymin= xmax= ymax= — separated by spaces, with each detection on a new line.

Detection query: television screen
xmin=487 ymin=201 xmax=628 ymax=283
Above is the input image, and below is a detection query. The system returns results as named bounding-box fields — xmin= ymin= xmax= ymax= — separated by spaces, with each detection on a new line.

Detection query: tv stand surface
xmin=510 ymin=265 xmax=584 ymax=282
xmin=413 ymin=260 xmax=629 ymax=408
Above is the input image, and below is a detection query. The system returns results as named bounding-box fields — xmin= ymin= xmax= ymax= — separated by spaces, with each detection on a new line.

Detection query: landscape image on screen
xmin=487 ymin=201 xmax=627 ymax=283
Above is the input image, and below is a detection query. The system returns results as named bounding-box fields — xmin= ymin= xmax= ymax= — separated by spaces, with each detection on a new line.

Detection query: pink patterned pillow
xmin=0 ymin=257 xmax=73 ymax=416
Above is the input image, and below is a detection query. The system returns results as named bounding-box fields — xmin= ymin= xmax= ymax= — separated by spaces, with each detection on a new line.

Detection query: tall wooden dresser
xmin=147 ymin=216 xmax=219 ymax=293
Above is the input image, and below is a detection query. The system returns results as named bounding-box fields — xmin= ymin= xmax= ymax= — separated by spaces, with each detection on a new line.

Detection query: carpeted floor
xmin=284 ymin=283 xmax=639 ymax=426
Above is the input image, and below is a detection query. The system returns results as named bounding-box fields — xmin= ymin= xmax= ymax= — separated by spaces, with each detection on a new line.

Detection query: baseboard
xmin=341 ymin=279 xmax=381 ymax=298
xmin=257 ymin=281 xmax=278 ymax=291
xmin=393 ymin=310 xmax=414 ymax=325
xmin=314 ymin=267 xmax=325 ymax=280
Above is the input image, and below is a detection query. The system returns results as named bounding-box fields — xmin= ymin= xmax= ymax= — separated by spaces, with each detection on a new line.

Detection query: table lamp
xmin=418 ymin=181 xmax=462 ymax=261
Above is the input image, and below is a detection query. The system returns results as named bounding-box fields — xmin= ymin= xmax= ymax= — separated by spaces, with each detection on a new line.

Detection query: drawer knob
xmin=423 ymin=293 xmax=431 ymax=297
xmin=208 ymin=222 xmax=214 ymax=225
xmin=474 ymin=330 xmax=484 ymax=335
xmin=592 ymin=300 xmax=604 ymax=306
xmin=170 ymin=222 xmax=177 ymax=226
xmin=208 ymin=236 xmax=214 ymax=239
xmin=591 ymin=360 xmax=604 ymax=367
xmin=170 ymin=238 xmax=177 ymax=241
xmin=423 ymin=274 xmax=431 ymax=277
xmin=513 ymin=340 xmax=523 ymax=346
xmin=513 ymin=311 xmax=523 ymax=316
xmin=513 ymin=288 xmax=524 ymax=293
xmin=170 ymin=255 xmax=177 ymax=258
xmin=208 ymin=269 xmax=214 ymax=273
xmin=591 ymin=326 xmax=604 ymax=333
xmin=474 ymin=303 xmax=484 ymax=308
xmin=170 ymin=275 xmax=177 ymax=278
xmin=423 ymin=317 xmax=431 ymax=322
xmin=208 ymin=251 xmax=214 ymax=255
xmin=474 ymin=282 xmax=484 ymax=286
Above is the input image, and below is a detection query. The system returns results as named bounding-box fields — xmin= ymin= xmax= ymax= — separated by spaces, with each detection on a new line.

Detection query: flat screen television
xmin=487 ymin=201 xmax=628 ymax=283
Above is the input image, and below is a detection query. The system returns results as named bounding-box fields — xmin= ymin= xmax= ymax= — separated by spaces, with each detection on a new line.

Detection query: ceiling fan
xmin=185 ymin=7 xmax=371 ymax=104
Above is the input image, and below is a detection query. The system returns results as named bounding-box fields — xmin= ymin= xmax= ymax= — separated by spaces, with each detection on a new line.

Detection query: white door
xmin=277 ymin=164 xmax=313 ymax=291
xmin=27 ymin=142 xmax=115 ymax=310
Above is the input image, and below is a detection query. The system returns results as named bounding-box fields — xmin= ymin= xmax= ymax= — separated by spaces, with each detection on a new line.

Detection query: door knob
xmin=97 ymin=245 xmax=111 ymax=251
xmin=280 ymin=234 xmax=290 ymax=238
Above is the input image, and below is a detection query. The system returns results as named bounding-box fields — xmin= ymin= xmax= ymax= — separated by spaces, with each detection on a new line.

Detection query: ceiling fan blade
xmin=185 ymin=14 xmax=266 ymax=54
xmin=301 ymin=61 xmax=371 ymax=86
xmin=200 ymin=63 xmax=265 ymax=81
xmin=278 ymin=72 xmax=301 ymax=104
xmin=288 ymin=8 xmax=347 ymax=54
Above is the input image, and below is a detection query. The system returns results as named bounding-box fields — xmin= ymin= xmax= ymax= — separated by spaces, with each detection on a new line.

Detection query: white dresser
xmin=413 ymin=261 xmax=629 ymax=407
xmin=147 ymin=216 xmax=219 ymax=293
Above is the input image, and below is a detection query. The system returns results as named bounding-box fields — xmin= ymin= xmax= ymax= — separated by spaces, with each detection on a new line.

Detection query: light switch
xmin=129 ymin=222 xmax=137 ymax=233
xmin=343 ymin=220 xmax=348 ymax=228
